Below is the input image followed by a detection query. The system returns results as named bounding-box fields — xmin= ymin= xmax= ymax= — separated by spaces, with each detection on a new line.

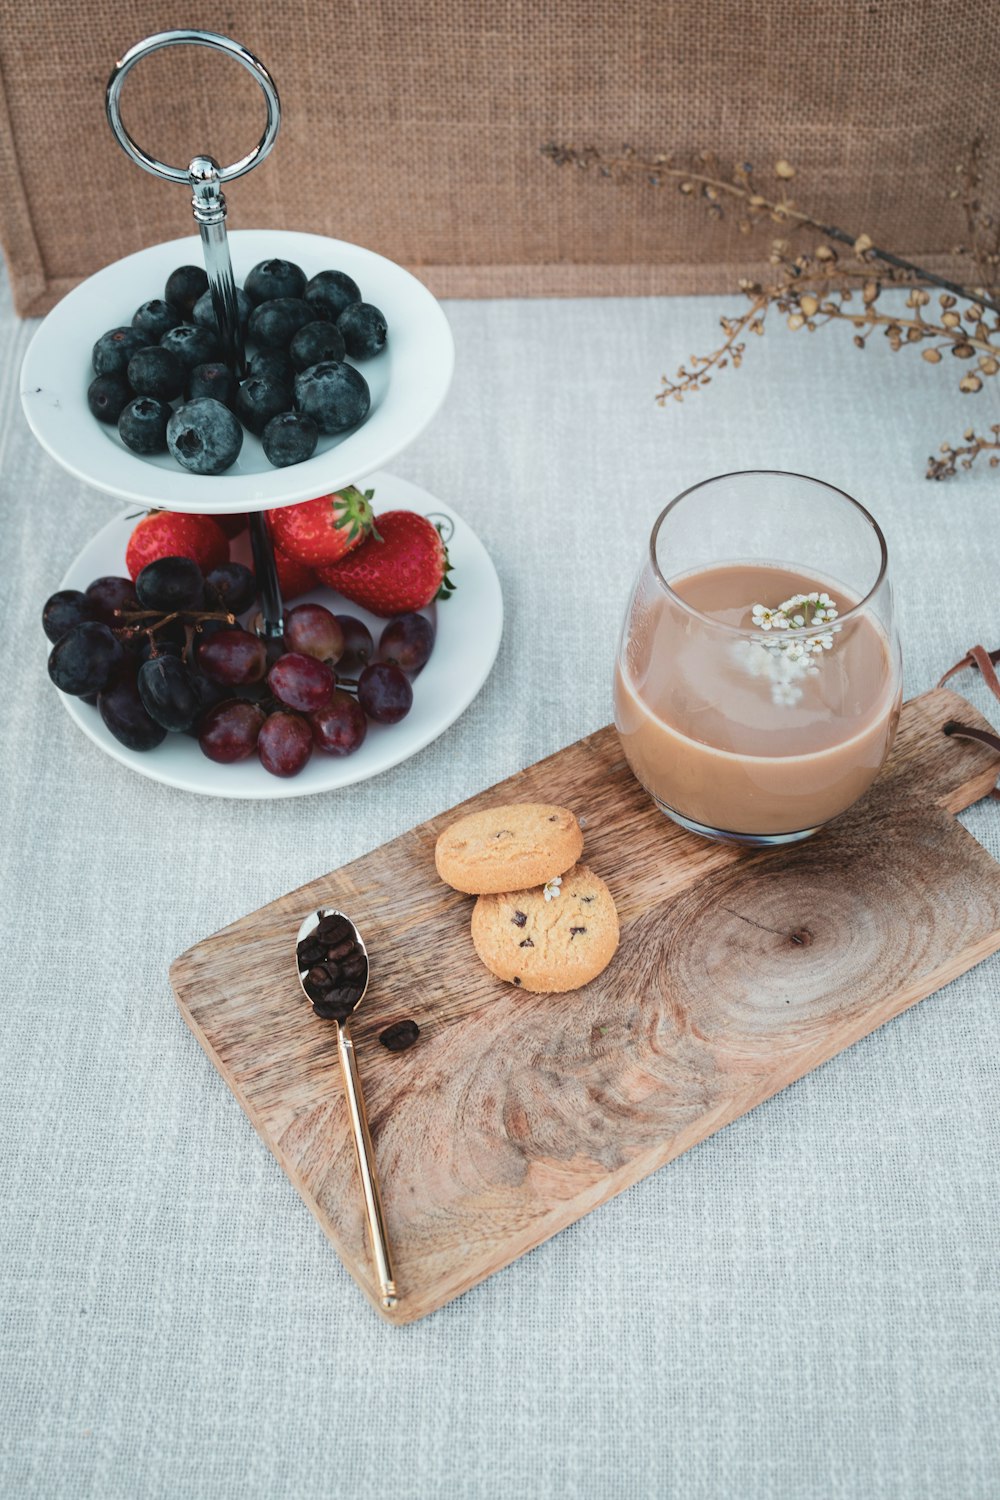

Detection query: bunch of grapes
xmin=43 ymin=557 xmax=435 ymax=778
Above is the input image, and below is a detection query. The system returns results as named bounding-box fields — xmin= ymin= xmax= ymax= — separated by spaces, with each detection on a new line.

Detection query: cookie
xmin=470 ymin=864 xmax=619 ymax=993
xmin=435 ymin=802 xmax=583 ymax=895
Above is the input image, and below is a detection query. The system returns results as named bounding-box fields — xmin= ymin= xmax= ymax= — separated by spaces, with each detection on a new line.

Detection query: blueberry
xmin=126 ymin=346 xmax=185 ymax=401
xmin=192 ymin=286 xmax=251 ymax=334
xmin=289 ymin=320 xmax=346 ymax=372
xmin=164 ymin=265 xmax=209 ymax=318
xmin=304 ymin=269 xmax=361 ymax=322
xmin=119 ymin=397 xmax=172 ymax=454
xmin=294 ymin=362 xmax=371 ymax=434
xmin=250 ymin=349 xmax=295 ymax=388
xmin=247 ymin=297 xmax=314 ymax=351
xmin=88 ymin=373 xmax=133 ymax=424
xmin=245 ymin=258 xmax=306 ymax=305
xmin=166 ymin=398 xmax=243 ymax=474
xmin=42 ymin=589 xmax=96 ymax=644
xmin=337 ymin=302 xmax=388 ymax=360
xmin=92 ymin=326 xmax=146 ymax=376
xmin=160 ymin=323 xmax=223 ymax=370
xmin=132 ymin=299 xmax=182 ymax=340
xmin=186 ymin=362 xmax=237 ymax=405
xmin=235 ymin=376 xmax=292 ymax=437
xmin=262 ymin=411 xmax=319 ymax=467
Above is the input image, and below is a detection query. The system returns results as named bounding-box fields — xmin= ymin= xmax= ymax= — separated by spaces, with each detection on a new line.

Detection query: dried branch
xmin=542 ymin=141 xmax=1000 ymax=473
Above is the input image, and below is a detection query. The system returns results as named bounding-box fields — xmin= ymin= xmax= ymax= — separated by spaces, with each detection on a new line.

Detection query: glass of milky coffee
xmin=613 ymin=470 xmax=902 ymax=845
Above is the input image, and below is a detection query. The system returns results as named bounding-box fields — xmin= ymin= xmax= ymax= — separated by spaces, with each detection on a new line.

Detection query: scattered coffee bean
xmin=379 ymin=1019 xmax=420 ymax=1052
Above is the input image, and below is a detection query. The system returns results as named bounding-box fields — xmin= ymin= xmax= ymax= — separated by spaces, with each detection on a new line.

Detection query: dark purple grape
xmin=257 ymin=711 xmax=313 ymax=777
xmin=42 ymin=589 xmax=95 ymax=644
xmin=137 ymin=655 xmax=200 ymax=732
xmin=135 ymin=556 xmax=204 ymax=613
xmin=98 ymin=670 xmax=167 ymax=751
xmin=85 ymin=576 xmax=138 ymax=626
xmin=357 ymin=662 xmax=413 ymax=724
xmin=135 ymin=626 xmax=185 ymax=665
xmin=334 ymin=615 xmax=374 ymax=673
xmin=197 ymin=628 xmax=267 ymax=685
xmin=198 ymin=699 xmax=265 ymax=762
xmin=268 ymin=652 xmax=334 ymax=713
xmin=205 ymin=562 xmax=257 ymax=616
xmin=182 ymin=668 xmax=225 ymax=736
xmin=283 ymin=603 xmax=344 ymax=664
xmin=310 ymin=691 xmax=368 ymax=756
xmin=48 ymin=622 xmax=124 ymax=696
xmin=378 ymin=613 xmax=434 ymax=672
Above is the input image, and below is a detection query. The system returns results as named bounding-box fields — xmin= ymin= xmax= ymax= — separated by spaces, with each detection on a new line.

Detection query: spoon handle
xmin=336 ymin=1022 xmax=398 ymax=1310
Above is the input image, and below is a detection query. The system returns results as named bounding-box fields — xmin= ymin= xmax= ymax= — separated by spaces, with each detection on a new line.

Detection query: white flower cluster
xmin=542 ymin=875 xmax=562 ymax=901
xmin=741 ymin=591 xmax=841 ymax=706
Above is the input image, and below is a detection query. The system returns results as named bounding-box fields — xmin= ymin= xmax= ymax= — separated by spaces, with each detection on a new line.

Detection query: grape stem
xmin=115 ymin=607 xmax=237 ymax=632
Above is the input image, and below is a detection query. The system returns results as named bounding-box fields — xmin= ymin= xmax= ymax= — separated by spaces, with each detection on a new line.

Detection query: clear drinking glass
xmin=613 ymin=470 xmax=902 ymax=845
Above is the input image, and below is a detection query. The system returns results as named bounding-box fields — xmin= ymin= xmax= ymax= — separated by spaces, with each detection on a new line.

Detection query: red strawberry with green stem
xmin=267 ymin=486 xmax=378 ymax=569
xmin=316 ymin=510 xmax=455 ymax=617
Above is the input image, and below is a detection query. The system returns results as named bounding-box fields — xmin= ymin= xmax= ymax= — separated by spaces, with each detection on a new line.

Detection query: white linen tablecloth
xmin=1 ymin=265 xmax=998 ymax=1500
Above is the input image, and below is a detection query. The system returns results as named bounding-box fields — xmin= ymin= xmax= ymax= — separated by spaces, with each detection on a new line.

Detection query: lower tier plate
xmin=54 ymin=472 xmax=503 ymax=798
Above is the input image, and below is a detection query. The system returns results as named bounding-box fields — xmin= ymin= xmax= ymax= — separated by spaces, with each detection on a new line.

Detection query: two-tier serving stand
xmin=20 ymin=31 xmax=502 ymax=798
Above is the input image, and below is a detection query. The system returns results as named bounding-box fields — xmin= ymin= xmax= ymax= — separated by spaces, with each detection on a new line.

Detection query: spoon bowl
xmin=296 ymin=907 xmax=370 ymax=1020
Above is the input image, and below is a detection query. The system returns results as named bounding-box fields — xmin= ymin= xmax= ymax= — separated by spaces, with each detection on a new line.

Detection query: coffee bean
xmin=313 ymin=984 xmax=362 ymax=1021
xmin=316 ymin=914 xmax=352 ymax=944
xmin=379 ymin=1019 xmax=420 ymax=1052
xmin=304 ymin=966 xmax=337 ymax=1001
xmin=341 ymin=953 xmax=367 ymax=980
xmin=297 ymin=938 xmax=326 ymax=969
xmin=327 ymin=937 xmax=356 ymax=963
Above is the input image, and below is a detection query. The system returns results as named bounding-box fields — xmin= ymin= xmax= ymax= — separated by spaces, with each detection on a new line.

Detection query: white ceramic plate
xmin=53 ymin=473 xmax=503 ymax=798
xmin=21 ymin=230 xmax=454 ymax=514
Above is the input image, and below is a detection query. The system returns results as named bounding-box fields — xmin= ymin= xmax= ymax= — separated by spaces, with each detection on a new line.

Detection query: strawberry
xmin=317 ymin=510 xmax=454 ymax=617
xmin=267 ymin=485 xmax=377 ymax=569
xmin=271 ymin=545 xmax=320 ymax=602
xmin=190 ymin=511 xmax=248 ymax=540
xmin=125 ymin=511 xmax=229 ymax=581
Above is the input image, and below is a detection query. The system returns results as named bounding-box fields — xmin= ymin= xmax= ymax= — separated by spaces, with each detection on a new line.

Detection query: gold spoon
xmin=295 ymin=907 xmax=398 ymax=1311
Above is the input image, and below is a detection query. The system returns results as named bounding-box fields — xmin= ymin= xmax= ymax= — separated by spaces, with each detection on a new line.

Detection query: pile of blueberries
xmin=87 ymin=258 xmax=388 ymax=474
xmin=43 ymin=555 xmax=436 ymax=779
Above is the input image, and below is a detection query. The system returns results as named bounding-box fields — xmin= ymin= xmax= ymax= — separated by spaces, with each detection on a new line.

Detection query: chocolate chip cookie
xmin=470 ymin=864 xmax=619 ymax=993
xmin=435 ymin=802 xmax=583 ymax=895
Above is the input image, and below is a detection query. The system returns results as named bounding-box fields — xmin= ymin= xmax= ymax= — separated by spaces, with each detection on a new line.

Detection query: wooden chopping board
xmin=170 ymin=686 xmax=1000 ymax=1324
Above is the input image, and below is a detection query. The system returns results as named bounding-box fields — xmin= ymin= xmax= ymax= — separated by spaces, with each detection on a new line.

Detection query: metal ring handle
xmin=106 ymin=29 xmax=280 ymax=184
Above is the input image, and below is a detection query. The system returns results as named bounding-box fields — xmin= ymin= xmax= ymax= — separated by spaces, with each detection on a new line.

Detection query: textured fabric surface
xmin=2 ymin=0 xmax=998 ymax=314
xmin=2 ymin=264 xmax=999 ymax=1498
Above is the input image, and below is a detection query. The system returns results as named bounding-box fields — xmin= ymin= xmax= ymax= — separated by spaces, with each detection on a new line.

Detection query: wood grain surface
xmin=170 ymin=687 xmax=1000 ymax=1324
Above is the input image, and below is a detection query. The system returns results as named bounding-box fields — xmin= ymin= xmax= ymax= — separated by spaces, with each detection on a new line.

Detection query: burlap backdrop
xmin=0 ymin=0 xmax=996 ymax=316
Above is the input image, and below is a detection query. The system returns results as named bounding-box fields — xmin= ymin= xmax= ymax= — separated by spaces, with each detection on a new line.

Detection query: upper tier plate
xmin=20 ymin=229 xmax=454 ymax=514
